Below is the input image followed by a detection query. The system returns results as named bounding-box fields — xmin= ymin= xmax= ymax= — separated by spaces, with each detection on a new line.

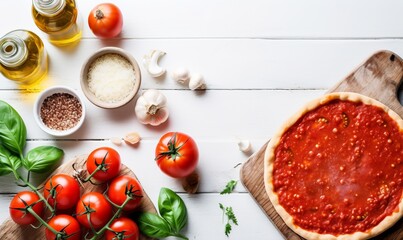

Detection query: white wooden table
xmin=1 ymin=1 xmax=403 ymax=239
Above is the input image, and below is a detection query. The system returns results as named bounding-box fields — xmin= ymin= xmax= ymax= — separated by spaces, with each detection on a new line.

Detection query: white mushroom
xmin=172 ymin=67 xmax=190 ymax=84
xmin=189 ymin=73 xmax=206 ymax=90
xmin=143 ymin=50 xmax=166 ymax=77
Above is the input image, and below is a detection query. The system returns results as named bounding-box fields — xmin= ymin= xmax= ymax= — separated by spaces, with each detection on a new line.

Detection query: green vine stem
xmin=81 ymin=152 xmax=109 ymax=184
xmin=82 ymin=164 xmax=102 ymax=183
xmin=89 ymin=196 xmax=132 ymax=240
xmin=12 ymin=169 xmax=56 ymax=214
xmin=26 ymin=206 xmax=59 ymax=236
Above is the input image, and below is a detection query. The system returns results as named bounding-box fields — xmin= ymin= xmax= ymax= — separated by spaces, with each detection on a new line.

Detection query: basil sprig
xmin=138 ymin=188 xmax=188 ymax=240
xmin=0 ymin=100 xmax=63 ymax=177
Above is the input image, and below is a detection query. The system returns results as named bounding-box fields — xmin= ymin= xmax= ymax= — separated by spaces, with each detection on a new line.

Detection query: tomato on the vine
xmin=107 ymin=175 xmax=143 ymax=211
xmin=87 ymin=147 xmax=121 ymax=182
xmin=46 ymin=215 xmax=81 ymax=240
xmin=155 ymin=132 xmax=199 ymax=178
xmin=9 ymin=191 xmax=44 ymax=225
xmin=75 ymin=192 xmax=112 ymax=229
xmin=44 ymin=174 xmax=80 ymax=210
xmin=88 ymin=3 xmax=123 ymax=38
xmin=105 ymin=217 xmax=139 ymax=240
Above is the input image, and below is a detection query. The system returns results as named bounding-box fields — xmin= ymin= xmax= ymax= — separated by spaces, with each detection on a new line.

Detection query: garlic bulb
xmin=143 ymin=50 xmax=166 ymax=77
xmin=135 ymin=89 xmax=169 ymax=126
xmin=172 ymin=67 xmax=190 ymax=84
xmin=189 ymin=73 xmax=206 ymax=90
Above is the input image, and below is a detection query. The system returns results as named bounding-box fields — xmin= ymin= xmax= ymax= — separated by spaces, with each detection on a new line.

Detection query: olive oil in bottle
xmin=32 ymin=0 xmax=82 ymax=46
xmin=0 ymin=30 xmax=47 ymax=85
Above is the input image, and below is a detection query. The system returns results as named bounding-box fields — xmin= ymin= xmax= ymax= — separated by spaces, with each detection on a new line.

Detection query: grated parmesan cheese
xmin=87 ymin=53 xmax=136 ymax=103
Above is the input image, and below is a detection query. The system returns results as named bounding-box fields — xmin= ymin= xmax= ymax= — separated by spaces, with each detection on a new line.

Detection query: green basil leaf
xmin=0 ymin=145 xmax=21 ymax=176
xmin=158 ymin=187 xmax=187 ymax=233
xmin=23 ymin=146 xmax=63 ymax=173
xmin=0 ymin=100 xmax=26 ymax=155
xmin=137 ymin=212 xmax=172 ymax=238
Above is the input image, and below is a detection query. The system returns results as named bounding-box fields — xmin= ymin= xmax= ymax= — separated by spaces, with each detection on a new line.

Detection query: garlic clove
xmin=189 ymin=73 xmax=206 ymax=90
xmin=238 ymin=139 xmax=251 ymax=152
xmin=124 ymin=132 xmax=141 ymax=145
xmin=110 ymin=137 xmax=122 ymax=146
xmin=143 ymin=50 xmax=166 ymax=77
xmin=172 ymin=67 xmax=190 ymax=84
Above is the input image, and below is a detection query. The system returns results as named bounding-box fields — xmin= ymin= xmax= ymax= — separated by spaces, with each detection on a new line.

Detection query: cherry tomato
xmin=75 ymin=192 xmax=112 ymax=229
xmin=46 ymin=215 xmax=81 ymax=240
xmin=105 ymin=217 xmax=139 ymax=240
xmin=155 ymin=132 xmax=199 ymax=178
xmin=87 ymin=147 xmax=121 ymax=182
xmin=107 ymin=175 xmax=143 ymax=211
xmin=88 ymin=3 xmax=123 ymax=38
xmin=44 ymin=174 xmax=80 ymax=210
xmin=9 ymin=191 xmax=44 ymax=225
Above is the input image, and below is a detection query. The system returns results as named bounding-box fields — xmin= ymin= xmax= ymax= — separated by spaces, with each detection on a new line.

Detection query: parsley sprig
xmin=220 ymin=180 xmax=237 ymax=195
xmin=219 ymin=203 xmax=238 ymax=237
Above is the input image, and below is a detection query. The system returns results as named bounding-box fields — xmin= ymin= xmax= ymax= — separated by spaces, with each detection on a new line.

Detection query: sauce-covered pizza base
xmin=264 ymin=93 xmax=403 ymax=240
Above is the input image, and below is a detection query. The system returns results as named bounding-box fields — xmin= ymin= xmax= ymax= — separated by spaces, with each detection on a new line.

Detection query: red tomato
xmin=44 ymin=174 xmax=80 ymax=210
xmin=107 ymin=175 xmax=143 ymax=211
xmin=9 ymin=191 xmax=44 ymax=225
xmin=87 ymin=147 xmax=121 ymax=182
xmin=46 ymin=215 xmax=81 ymax=240
xmin=75 ymin=192 xmax=112 ymax=229
xmin=105 ymin=217 xmax=139 ymax=240
xmin=88 ymin=3 xmax=123 ymax=38
xmin=155 ymin=132 xmax=199 ymax=178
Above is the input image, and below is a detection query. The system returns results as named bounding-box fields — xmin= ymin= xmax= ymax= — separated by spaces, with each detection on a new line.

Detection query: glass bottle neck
xmin=0 ymin=36 xmax=28 ymax=68
xmin=33 ymin=0 xmax=66 ymax=16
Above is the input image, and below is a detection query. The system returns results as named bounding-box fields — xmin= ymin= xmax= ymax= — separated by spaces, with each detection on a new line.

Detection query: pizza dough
xmin=264 ymin=92 xmax=403 ymax=240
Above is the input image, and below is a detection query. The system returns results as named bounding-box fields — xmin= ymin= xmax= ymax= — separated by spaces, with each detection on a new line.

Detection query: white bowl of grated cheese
xmin=80 ymin=47 xmax=141 ymax=108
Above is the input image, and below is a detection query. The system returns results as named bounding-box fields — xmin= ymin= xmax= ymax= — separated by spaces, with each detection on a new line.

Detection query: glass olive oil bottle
xmin=0 ymin=30 xmax=47 ymax=85
xmin=32 ymin=0 xmax=82 ymax=46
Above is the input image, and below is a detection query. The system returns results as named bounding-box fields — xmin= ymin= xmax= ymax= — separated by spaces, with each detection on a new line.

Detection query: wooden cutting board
xmin=0 ymin=155 xmax=156 ymax=240
xmin=240 ymin=50 xmax=403 ymax=240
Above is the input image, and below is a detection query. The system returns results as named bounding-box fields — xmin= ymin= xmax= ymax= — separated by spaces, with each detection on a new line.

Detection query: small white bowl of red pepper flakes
xmin=34 ymin=86 xmax=86 ymax=136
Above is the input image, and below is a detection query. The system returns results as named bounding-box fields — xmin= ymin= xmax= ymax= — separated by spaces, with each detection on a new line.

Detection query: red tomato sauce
xmin=273 ymin=99 xmax=402 ymax=235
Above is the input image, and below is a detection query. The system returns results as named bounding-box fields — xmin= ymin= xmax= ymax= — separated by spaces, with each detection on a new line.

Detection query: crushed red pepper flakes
xmin=40 ymin=93 xmax=82 ymax=131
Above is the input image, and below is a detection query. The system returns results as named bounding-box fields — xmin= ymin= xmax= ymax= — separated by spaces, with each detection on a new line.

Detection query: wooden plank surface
xmin=3 ymin=0 xmax=403 ymax=39
xmin=3 ymin=39 xmax=403 ymax=90
xmin=0 ymin=90 xmax=324 ymax=140
xmin=240 ymin=51 xmax=403 ymax=240
xmin=0 ymin=155 xmax=157 ymax=240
